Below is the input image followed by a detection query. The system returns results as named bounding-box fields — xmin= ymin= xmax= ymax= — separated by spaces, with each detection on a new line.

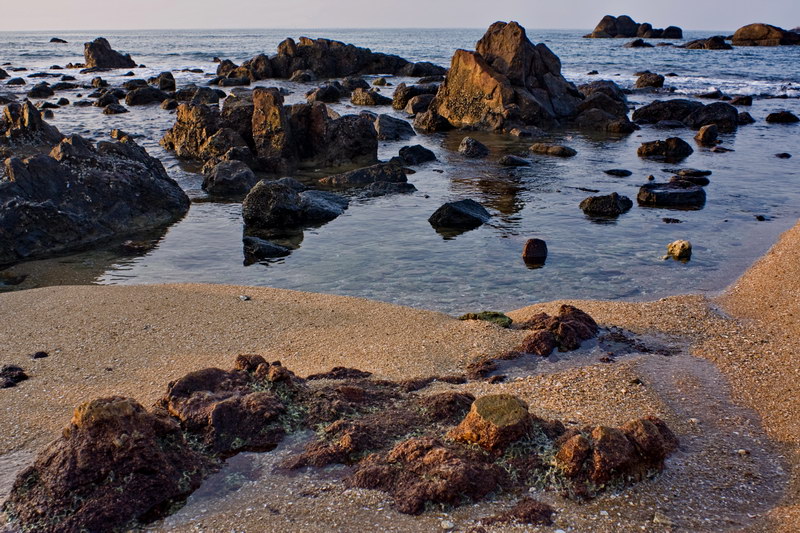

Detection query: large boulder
xmin=242 ymin=180 xmax=348 ymax=229
xmin=202 ymin=160 xmax=259 ymax=195
xmin=420 ymin=21 xmax=583 ymax=132
xmin=0 ymin=111 xmax=189 ymax=265
xmin=584 ymin=15 xmax=682 ymax=39
xmin=2 ymin=397 xmax=209 ymax=533
xmin=637 ymin=137 xmax=694 ymax=161
xmin=428 ymin=198 xmax=490 ymax=232
xmin=447 ymin=395 xmax=531 ymax=452
xmin=632 ymin=99 xmax=705 ymax=125
xmin=638 ymin=180 xmax=706 ymax=208
xmin=83 ymin=37 xmax=136 ymax=68
xmin=732 ymin=24 xmax=800 ymax=46
xmin=684 ymin=102 xmax=739 ymax=132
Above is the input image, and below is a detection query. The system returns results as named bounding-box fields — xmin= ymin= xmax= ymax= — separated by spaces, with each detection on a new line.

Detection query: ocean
xmin=1 ymin=28 xmax=799 ymax=313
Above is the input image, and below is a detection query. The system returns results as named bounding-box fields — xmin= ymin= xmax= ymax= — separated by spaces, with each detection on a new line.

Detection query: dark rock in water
xmin=585 ymin=15 xmax=682 ymax=39
xmin=458 ymin=136 xmax=489 ymax=158
xmin=361 ymin=181 xmax=417 ymax=197
xmin=1 ymin=364 xmax=28 ymax=388
xmin=667 ymin=167 xmax=712 ymax=177
xmin=694 ymin=124 xmax=718 ymax=146
xmin=682 ymin=36 xmax=732 ymax=50
xmin=125 ymin=86 xmax=168 ymax=106
xmin=638 ymin=180 xmax=706 ymax=208
xmin=373 ymin=114 xmax=415 ymax=140
xmin=530 ymin=143 xmax=576 ymax=157
xmin=732 ymin=23 xmax=800 ymax=46
xmin=684 ymin=102 xmax=738 ymax=132
xmin=202 ymin=160 xmax=259 ymax=196
xmin=398 ymin=144 xmax=436 ymax=165
xmin=632 ymin=99 xmax=703 ymax=125
xmin=579 ymin=192 xmax=633 ymax=217
xmin=498 ymin=154 xmax=530 ymax=166
xmin=218 ymin=76 xmax=251 ymax=87
xmin=403 ymin=94 xmax=434 ymax=115
xmin=243 ymin=235 xmax=290 ymax=262
xmin=459 ymin=311 xmax=513 ymax=328
xmin=289 ymin=69 xmax=315 ymax=82
xmin=341 ymin=76 xmax=370 ymax=93
xmin=662 ymin=217 xmax=682 ymax=223
xmin=776 ymin=152 xmax=792 ymax=159
xmin=634 ymin=72 xmax=664 ymax=89
xmin=398 ymin=61 xmax=447 ymax=78
xmin=372 ymin=77 xmax=389 ymax=86
xmin=697 ymin=89 xmax=725 ymax=100
xmin=27 ymin=82 xmax=54 ymax=99
xmin=624 ymin=39 xmax=653 ymax=48
xmin=738 ymin=111 xmax=755 ymax=125
xmin=50 ymin=37 xmax=67 ymax=43
xmin=2 ymin=396 xmax=210 ymax=532
xmin=103 ymin=103 xmax=128 ymax=115
xmin=319 ymin=163 xmax=407 ymax=188
xmin=522 ymin=238 xmax=547 ymax=265
xmin=766 ymin=111 xmax=799 ymax=123
xmin=484 ymin=498 xmax=555 ymax=526
xmin=730 ymin=95 xmax=753 ymax=106
xmin=242 ymin=181 xmax=348 ymax=229
xmin=429 ymin=199 xmax=490 ymax=232
xmin=306 ymin=83 xmax=344 ymax=103
xmin=161 ymin=98 xmax=178 ymax=110
xmin=6 ymin=77 xmax=26 ymax=86
xmin=83 ymin=37 xmax=136 ymax=68
xmin=351 ymin=87 xmax=391 ymax=106
xmin=122 ymin=78 xmax=148 ymax=91
xmin=1 ymin=100 xmax=64 ymax=147
xmin=670 ymin=174 xmax=710 ymax=186
xmin=604 ymin=169 xmax=632 ymax=177
xmin=148 ymin=71 xmax=176 ymax=92
xmin=0 ymin=108 xmax=189 ymax=265
xmin=637 ymin=137 xmax=693 ymax=162
xmin=419 ymin=21 xmax=582 ymax=132
xmin=392 ymin=82 xmax=438 ymax=110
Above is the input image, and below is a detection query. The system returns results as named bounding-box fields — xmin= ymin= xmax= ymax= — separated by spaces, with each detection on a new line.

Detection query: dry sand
xmin=0 ymin=221 xmax=799 ymax=532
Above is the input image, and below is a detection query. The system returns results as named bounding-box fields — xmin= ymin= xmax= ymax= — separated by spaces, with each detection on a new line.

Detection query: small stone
xmin=31 ymin=351 xmax=49 ymax=359
xmin=666 ymin=240 xmax=692 ymax=261
xmin=776 ymin=153 xmax=791 ymax=159
xmin=737 ymin=449 xmax=750 ymax=456
xmin=440 ymin=520 xmax=455 ymax=530
xmin=600 ymin=510 xmax=609 ymax=516
xmin=653 ymin=512 xmax=674 ymax=526
xmin=522 ymin=238 xmax=547 ymax=266
xmin=239 ymin=295 xmax=251 ymax=301
xmin=689 ymin=418 xmax=700 ymax=424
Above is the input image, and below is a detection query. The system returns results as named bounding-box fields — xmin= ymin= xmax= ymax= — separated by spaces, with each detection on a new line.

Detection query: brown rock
xmin=522 ymin=238 xmax=548 ymax=265
xmin=516 ymin=329 xmax=557 ymax=356
xmin=634 ymin=72 xmax=665 ymax=89
xmin=622 ymin=416 xmax=679 ymax=463
xmin=530 ymin=143 xmax=577 ymax=157
xmin=590 ymin=426 xmax=637 ymax=485
xmin=694 ymin=123 xmax=718 ymax=146
xmin=447 ymin=394 xmax=531 ymax=452
xmin=555 ymin=433 xmax=592 ymax=477
xmin=732 ymin=23 xmax=800 ymax=46
xmin=83 ymin=37 xmax=136 ymax=69
xmin=484 ymin=497 xmax=555 ymax=526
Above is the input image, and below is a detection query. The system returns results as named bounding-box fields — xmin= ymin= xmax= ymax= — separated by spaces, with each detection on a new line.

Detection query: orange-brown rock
xmin=447 ymin=394 xmax=531 ymax=451
xmin=732 ymin=23 xmax=800 ymax=46
xmin=589 ymin=425 xmax=637 ymax=485
xmin=555 ymin=433 xmax=592 ymax=477
xmin=622 ymin=415 xmax=679 ymax=462
xmin=516 ymin=329 xmax=558 ymax=356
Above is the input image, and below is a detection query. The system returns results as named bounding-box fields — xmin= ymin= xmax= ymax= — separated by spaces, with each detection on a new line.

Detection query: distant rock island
xmin=584 ymin=15 xmax=682 ymax=39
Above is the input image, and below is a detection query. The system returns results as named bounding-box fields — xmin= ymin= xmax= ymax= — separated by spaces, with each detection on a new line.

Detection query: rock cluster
xmin=632 ymin=99 xmax=740 ymax=132
xmin=584 ymin=15 xmax=683 ymax=39
xmin=0 ymin=102 xmax=189 ymax=265
xmin=732 ymin=24 xmax=800 ymax=46
xmin=161 ymin=88 xmax=378 ymax=174
xmin=682 ymin=36 xmax=732 ymax=50
xmin=513 ymin=304 xmax=599 ymax=356
xmin=83 ymin=37 xmax=137 ymax=68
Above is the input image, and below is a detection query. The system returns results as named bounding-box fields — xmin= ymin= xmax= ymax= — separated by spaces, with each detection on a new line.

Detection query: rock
xmin=684 ymin=102 xmax=738 ymax=132
xmin=730 ymin=95 xmax=753 ymax=106
xmin=1 ymin=100 xmax=63 ymax=146
xmin=776 ymin=152 xmax=792 ymax=159
xmin=428 ymin=199 xmax=490 ymax=232
xmin=424 ymin=21 xmax=582 ymax=132
xmin=516 ymin=329 xmax=557 ymax=356
xmin=372 ymin=77 xmax=389 ymax=86
xmin=362 ymin=181 xmax=417 ymax=197
xmin=161 ymin=98 xmax=178 ymax=110
xmin=243 ymin=236 xmax=290 ymax=263
xmin=373 ymin=114 xmax=415 ymax=140
xmin=404 ymin=94 xmax=435 ymax=115
xmin=3 ymin=397 xmax=208 ymax=533
xmin=392 ymin=83 xmax=438 ymax=110
xmin=624 ymin=39 xmax=653 ymax=48
xmin=579 ymin=192 xmax=633 ymax=217
xmin=458 ymin=136 xmax=489 ymax=158
xmin=516 ymin=305 xmax=598 ymax=351
xmin=447 ymin=395 xmax=531 ymax=452
xmin=732 ymin=23 xmax=800 ymax=46
xmin=398 ymin=144 xmax=436 ymax=165
xmin=319 ymin=163 xmax=407 ymax=188
xmin=522 ymin=238 xmax=547 ymax=265
xmin=498 ymin=154 xmax=530 ymax=166
xmin=738 ymin=111 xmax=755 ymax=125
xmin=638 ymin=181 xmax=706 ymax=208
xmin=530 ymin=143 xmax=576 ymax=157
xmin=634 ymin=72 xmax=665 ymax=89
xmin=50 ymin=37 xmax=67 ymax=43
xmin=125 ymin=86 xmax=168 ymax=106
xmin=590 ymin=426 xmax=637 ymax=484
xmin=682 ymin=36 xmax=732 ymax=50
xmin=694 ymin=124 xmax=718 ymax=146
xmin=0 ymin=124 xmax=189 ymax=265
xmin=622 ymin=416 xmax=679 ymax=463
xmin=351 ymin=87 xmax=392 ymax=106
xmin=83 ymin=37 xmax=136 ymax=68
xmin=585 ymin=15 xmax=682 ymax=39
xmin=670 ymin=174 xmax=709 ymax=186
xmin=289 ymin=69 xmax=317 ymax=82
xmin=102 ymin=103 xmax=128 ymax=115
xmin=458 ymin=311 xmax=513 ymax=328
xmin=306 ymin=83 xmax=344 ymax=103
xmin=766 ymin=111 xmax=800 ymax=123
xmin=148 ymin=71 xmax=176 ymax=91
xmin=202 ymin=160 xmax=258 ymax=195
xmin=6 ymin=77 xmax=26 ymax=86
xmin=484 ymin=498 xmax=555 ymax=526
xmin=242 ymin=181 xmax=348 ymax=229
xmin=27 ymin=82 xmax=54 ymax=98
xmin=632 ymin=99 xmax=704 ymax=125
xmin=218 ymin=76 xmax=251 ymax=87
xmin=604 ymin=169 xmax=632 ymax=177
xmin=341 ymin=77 xmax=370 ymax=92
xmin=637 ymin=137 xmax=693 ymax=161
xmin=555 ymin=433 xmax=592 ymax=476
xmin=1 ymin=364 xmax=28 ymax=388
xmin=666 ymin=239 xmax=692 ymax=260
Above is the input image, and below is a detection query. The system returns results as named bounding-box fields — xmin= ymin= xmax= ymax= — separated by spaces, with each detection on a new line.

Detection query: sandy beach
xmin=1 ymin=220 xmax=799 ymax=532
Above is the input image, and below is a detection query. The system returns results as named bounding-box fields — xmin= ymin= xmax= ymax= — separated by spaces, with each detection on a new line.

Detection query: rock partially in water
xmin=83 ymin=37 xmax=136 ymax=68
xmin=766 ymin=111 xmax=800 ymax=124
xmin=634 ymin=72 xmax=665 ymax=89
xmin=398 ymin=144 xmax=436 ymax=165
xmin=392 ymin=82 xmax=438 ymax=110
xmin=530 ymin=142 xmax=577 ymax=157
xmin=319 ymin=162 xmax=407 ymax=188
xmin=683 ymin=36 xmax=732 ymax=50
xmin=732 ymin=23 xmax=800 ymax=46
xmin=202 ymin=160 xmax=259 ymax=196
xmin=580 ymin=192 xmax=633 ymax=217
xmin=666 ymin=239 xmax=692 ymax=260
xmin=638 ymin=180 xmax=706 ymax=208
xmin=694 ymin=124 xmax=719 ymax=146
xmin=684 ymin=102 xmax=738 ymax=132
xmin=604 ymin=168 xmax=632 ymax=177
xmin=522 ymin=238 xmax=548 ymax=265
xmin=637 ymin=137 xmax=693 ymax=162
xmin=458 ymin=136 xmax=489 ymax=158
xmin=498 ymin=154 xmax=530 ymax=166
xmin=373 ymin=113 xmax=415 ymax=140
xmin=584 ymin=15 xmax=682 ymax=39
xmin=624 ymin=39 xmax=653 ymax=48
xmin=242 ymin=180 xmax=348 ymax=230
xmin=632 ymin=99 xmax=704 ymax=125
xmin=125 ymin=86 xmax=168 ymax=106
xmin=428 ymin=198 xmax=490 ymax=232
xmin=351 ymin=87 xmax=392 ymax=106
xmin=361 ymin=181 xmax=417 ymax=197
xmin=515 ymin=305 xmax=599 ymax=351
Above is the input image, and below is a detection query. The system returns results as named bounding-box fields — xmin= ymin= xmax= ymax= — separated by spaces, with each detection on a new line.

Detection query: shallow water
xmin=0 ymin=29 xmax=799 ymax=313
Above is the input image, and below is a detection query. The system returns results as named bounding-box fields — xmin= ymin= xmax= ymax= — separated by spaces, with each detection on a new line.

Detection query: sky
xmin=1 ymin=0 xmax=798 ymax=32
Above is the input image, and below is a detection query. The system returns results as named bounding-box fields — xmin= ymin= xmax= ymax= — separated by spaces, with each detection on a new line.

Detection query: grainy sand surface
xmin=1 ymin=222 xmax=799 ymax=532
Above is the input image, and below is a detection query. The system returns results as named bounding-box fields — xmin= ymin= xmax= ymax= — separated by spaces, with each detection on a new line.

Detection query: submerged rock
xmin=318 ymin=162 xmax=407 ymax=188
xmin=530 ymin=143 xmax=576 ymax=157
xmin=666 ymin=239 xmax=692 ymax=260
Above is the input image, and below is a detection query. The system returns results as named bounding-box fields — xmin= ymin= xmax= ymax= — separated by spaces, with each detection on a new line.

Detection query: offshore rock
xmin=428 ymin=199 xmax=490 ymax=232
xmin=683 ymin=36 xmax=732 ymax=50
xmin=732 ymin=24 xmax=800 ymax=46
xmin=202 ymin=160 xmax=259 ymax=195
xmin=637 ymin=137 xmax=694 ymax=161
xmin=638 ymin=181 xmax=706 ymax=208
xmin=83 ymin=37 xmax=136 ymax=68
xmin=584 ymin=15 xmax=682 ymax=39
xmin=242 ymin=180 xmax=348 ymax=229
xmin=579 ymin=192 xmax=633 ymax=217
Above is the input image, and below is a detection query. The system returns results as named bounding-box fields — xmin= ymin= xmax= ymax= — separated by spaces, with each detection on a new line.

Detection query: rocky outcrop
xmin=682 ymin=36 xmax=732 ymax=50
xmin=242 ymin=180 xmax=348 ymax=230
xmin=732 ymin=24 xmax=800 ymax=46
xmin=216 ymin=37 xmax=446 ymax=83
xmin=83 ymin=37 xmax=136 ymax=68
xmin=318 ymin=163 xmax=408 ymax=188
xmin=417 ymin=21 xmax=583 ymax=132
xmin=0 ymin=106 xmax=189 ymax=265
xmin=633 ymin=99 xmax=738 ymax=131
xmin=585 ymin=16 xmax=682 ymax=39
xmin=515 ymin=305 xmax=599 ymax=353
xmin=161 ymin=89 xmax=378 ymax=173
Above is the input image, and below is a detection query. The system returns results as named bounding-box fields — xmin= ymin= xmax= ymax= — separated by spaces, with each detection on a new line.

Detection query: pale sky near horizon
xmin=1 ymin=0 xmax=798 ymax=32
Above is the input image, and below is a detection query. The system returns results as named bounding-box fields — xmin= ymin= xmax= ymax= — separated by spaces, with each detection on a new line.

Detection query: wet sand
xmin=1 ymin=221 xmax=799 ymax=531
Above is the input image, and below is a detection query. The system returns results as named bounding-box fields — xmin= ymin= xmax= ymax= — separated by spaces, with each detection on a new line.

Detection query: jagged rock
xmin=694 ymin=124 xmax=718 ymax=146
xmin=447 ymin=395 xmax=531 ymax=452
xmin=422 ymin=21 xmax=582 ymax=132
xmin=242 ymin=180 xmax=348 ymax=229
xmin=638 ymin=181 xmax=706 ymax=208
xmin=306 ymin=83 xmax=344 ymax=103
xmin=2 ymin=397 xmax=209 ymax=533
xmin=319 ymin=162 xmax=407 ymax=188
xmin=351 ymin=87 xmax=392 ymax=106
xmin=458 ymin=136 xmax=489 ymax=158
xmin=637 ymin=137 xmax=693 ymax=161
xmin=766 ymin=111 xmax=800 ymax=123
xmin=530 ymin=143 xmax=576 ymax=157
xmin=579 ymin=192 xmax=633 ymax=217
xmin=516 ymin=329 xmax=558 ymax=356
xmin=404 ymin=94 xmax=434 ymax=115
xmin=732 ymin=23 xmax=800 ymax=46
xmin=398 ymin=144 xmax=436 ymax=165
xmin=634 ymin=72 xmax=665 ymax=88
xmin=83 ymin=37 xmax=136 ymax=68
xmin=1 ymin=100 xmax=63 ymax=147
xmin=373 ymin=114 xmax=415 ymax=140
xmin=428 ymin=199 xmax=490 ymax=231
xmin=202 ymin=160 xmax=259 ymax=195
xmin=666 ymin=239 xmax=692 ymax=260
xmin=175 ymin=85 xmax=223 ymax=104
xmin=683 ymin=36 xmax=732 ymax=50
xmin=517 ymin=305 xmax=599 ymax=351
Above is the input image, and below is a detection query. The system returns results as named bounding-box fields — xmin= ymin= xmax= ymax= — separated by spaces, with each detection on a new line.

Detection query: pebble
xmin=239 ymin=295 xmax=251 ymax=301
xmin=737 ymin=449 xmax=751 ymax=456
xmin=440 ymin=520 xmax=455 ymax=530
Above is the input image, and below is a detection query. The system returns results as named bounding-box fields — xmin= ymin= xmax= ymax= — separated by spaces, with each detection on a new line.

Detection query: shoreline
xmin=1 ymin=221 xmax=799 ymax=531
